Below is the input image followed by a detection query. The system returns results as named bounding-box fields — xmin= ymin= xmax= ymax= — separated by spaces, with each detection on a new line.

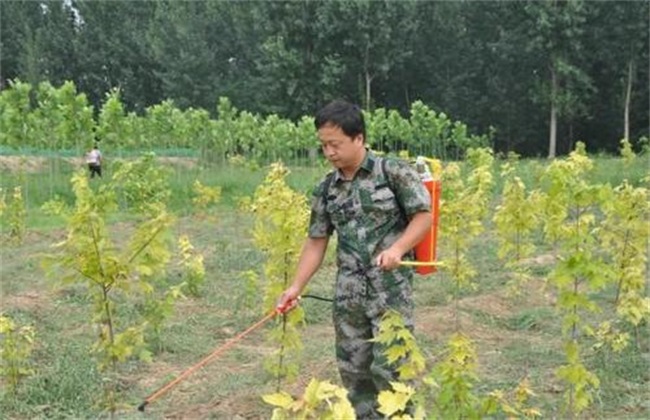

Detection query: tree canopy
xmin=1 ymin=0 xmax=647 ymax=157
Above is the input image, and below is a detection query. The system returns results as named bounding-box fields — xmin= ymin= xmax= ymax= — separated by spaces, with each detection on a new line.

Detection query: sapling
xmin=42 ymin=169 xmax=183 ymax=413
xmin=540 ymin=142 xmax=608 ymax=417
xmin=0 ymin=315 xmax=36 ymax=394
xmin=248 ymin=162 xmax=309 ymax=385
xmin=599 ymin=180 xmax=649 ymax=347
xmin=263 ymin=378 xmax=355 ymax=420
xmin=493 ymin=160 xmax=542 ymax=295
xmin=5 ymin=186 xmax=26 ymax=244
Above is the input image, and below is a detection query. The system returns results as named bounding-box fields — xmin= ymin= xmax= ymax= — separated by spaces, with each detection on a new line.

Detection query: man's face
xmin=318 ymin=123 xmax=364 ymax=170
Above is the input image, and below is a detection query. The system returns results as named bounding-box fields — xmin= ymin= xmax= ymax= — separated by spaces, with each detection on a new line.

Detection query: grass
xmin=1 ymin=153 xmax=648 ymax=419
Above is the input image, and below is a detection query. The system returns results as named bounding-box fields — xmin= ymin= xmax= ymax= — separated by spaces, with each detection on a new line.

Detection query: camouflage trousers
xmin=333 ymin=265 xmax=414 ymax=420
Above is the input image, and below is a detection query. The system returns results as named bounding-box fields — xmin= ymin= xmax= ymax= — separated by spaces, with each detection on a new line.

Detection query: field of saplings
xmin=0 ymin=78 xmax=648 ymax=419
xmin=1 ymin=137 xmax=648 ymax=419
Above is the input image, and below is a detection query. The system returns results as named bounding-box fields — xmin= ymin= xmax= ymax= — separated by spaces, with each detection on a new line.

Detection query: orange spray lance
xmin=137 ymin=299 xmax=298 ymax=412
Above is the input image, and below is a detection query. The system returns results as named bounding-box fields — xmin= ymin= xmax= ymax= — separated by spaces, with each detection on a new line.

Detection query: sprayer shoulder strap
xmin=380 ymin=157 xmax=409 ymax=223
xmin=321 ymin=157 xmax=407 ymax=222
xmin=321 ymin=171 xmax=335 ymax=202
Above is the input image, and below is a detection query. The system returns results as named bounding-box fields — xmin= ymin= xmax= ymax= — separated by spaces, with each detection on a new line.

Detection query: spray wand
xmin=137 ymin=298 xmax=298 ymax=412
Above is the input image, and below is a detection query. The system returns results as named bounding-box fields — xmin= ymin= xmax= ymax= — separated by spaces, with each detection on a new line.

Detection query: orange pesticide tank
xmin=413 ymin=157 xmax=441 ymax=275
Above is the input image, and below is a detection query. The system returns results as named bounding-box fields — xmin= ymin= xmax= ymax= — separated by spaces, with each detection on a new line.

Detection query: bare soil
xmin=0 ymin=155 xmax=199 ymax=173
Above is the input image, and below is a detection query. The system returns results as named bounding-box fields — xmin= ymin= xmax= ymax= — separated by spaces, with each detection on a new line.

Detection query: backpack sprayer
xmin=400 ymin=156 xmax=442 ymax=275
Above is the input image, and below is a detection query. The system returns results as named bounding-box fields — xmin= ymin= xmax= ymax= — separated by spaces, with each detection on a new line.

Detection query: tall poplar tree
xmin=148 ymin=1 xmax=218 ymax=111
xmin=523 ymin=0 xmax=593 ymax=158
xmin=73 ymin=0 xmax=160 ymax=112
xmin=584 ymin=1 xmax=649 ymax=148
xmin=1 ymin=1 xmax=47 ymax=90
xmin=0 ymin=0 xmax=78 ymax=90
xmin=317 ymin=0 xmax=419 ymax=110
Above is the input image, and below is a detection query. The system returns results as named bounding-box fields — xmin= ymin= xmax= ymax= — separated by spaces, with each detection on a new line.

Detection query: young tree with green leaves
xmin=540 ymin=143 xmax=608 ymax=416
xmin=5 ymin=186 xmax=26 ymax=245
xmin=493 ymin=155 xmax=543 ymax=295
xmin=0 ymin=315 xmax=36 ymax=394
xmin=40 ymin=154 xmax=200 ymax=412
xmin=248 ymin=162 xmax=310 ymax=385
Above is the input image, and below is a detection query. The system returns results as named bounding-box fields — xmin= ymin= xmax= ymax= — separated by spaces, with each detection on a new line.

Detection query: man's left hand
xmin=375 ymin=248 xmax=402 ymax=270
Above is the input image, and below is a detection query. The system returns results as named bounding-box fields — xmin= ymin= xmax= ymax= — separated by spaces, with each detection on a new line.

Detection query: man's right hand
xmin=276 ymin=285 xmax=301 ymax=314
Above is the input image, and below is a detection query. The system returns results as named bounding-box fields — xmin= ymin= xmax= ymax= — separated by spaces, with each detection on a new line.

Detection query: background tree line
xmin=1 ymin=0 xmax=648 ymax=158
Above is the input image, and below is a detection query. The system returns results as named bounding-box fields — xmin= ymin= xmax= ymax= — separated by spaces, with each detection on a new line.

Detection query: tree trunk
xmin=624 ymin=59 xmax=633 ymax=141
xmin=548 ymin=67 xmax=558 ymax=159
xmin=365 ymin=69 xmax=372 ymax=111
xmin=404 ymin=85 xmax=410 ymax=109
xmin=363 ymin=39 xmax=373 ymax=111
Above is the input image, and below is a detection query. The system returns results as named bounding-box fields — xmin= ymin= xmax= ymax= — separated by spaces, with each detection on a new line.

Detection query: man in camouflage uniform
xmin=277 ymin=100 xmax=431 ymax=419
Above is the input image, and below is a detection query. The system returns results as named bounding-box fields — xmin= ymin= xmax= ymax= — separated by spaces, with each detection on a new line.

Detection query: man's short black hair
xmin=314 ymin=100 xmax=366 ymax=142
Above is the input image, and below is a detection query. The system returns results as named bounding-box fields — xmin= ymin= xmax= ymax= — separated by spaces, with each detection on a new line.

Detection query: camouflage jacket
xmin=308 ymin=150 xmax=431 ymax=272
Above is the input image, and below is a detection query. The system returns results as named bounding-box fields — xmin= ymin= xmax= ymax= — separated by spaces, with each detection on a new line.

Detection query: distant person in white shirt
xmin=86 ymin=144 xmax=102 ymax=178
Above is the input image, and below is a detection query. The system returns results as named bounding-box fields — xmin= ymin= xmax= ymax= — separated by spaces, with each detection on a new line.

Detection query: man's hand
xmin=276 ymin=285 xmax=301 ymax=314
xmin=375 ymin=247 xmax=403 ymax=270
xmin=376 ymin=212 xmax=432 ymax=271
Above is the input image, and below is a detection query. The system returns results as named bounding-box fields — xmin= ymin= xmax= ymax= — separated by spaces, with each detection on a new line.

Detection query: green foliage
xmin=177 ymin=234 xmax=205 ymax=297
xmin=372 ymin=310 xmax=425 ymax=420
xmin=0 ymin=81 xmax=495 ymax=164
xmin=141 ymin=284 xmax=184 ymax=353
xmin=556 ymin=341 xmax=600 ymax=415
xmin=0 ymin=188 xmax=5 ymax=217
xmin=372 ymin=310 xmax=425 ymax=381
xmin=248 ymin=162 xmax=310 ymax=383
xmin=4 ymin=186 xmax=26 ymax=244
xmin=41 ymin=170 xmax=179 ymax=412
xmin=426 ymin=333 xmax=483 ymax=419
xmin=142 ymin=100 xmax=185 ymax=151
xmin=493 ymin=159 xmax=542 ymax=295
xmin=40 ymin=194 xmax=67 ymax=216
xmin=419 ymin=148 xmax=544 ymax=420
xmin=487 ymin=378 xmax=542 ymax=419
xmin=439 ymin=148 xmax=494 ymax=292
xmin=619 ymin=138 xmax=636 ymax=167
xmin=363 ymin=102 xmax=490 ymax=159
xmin=52 ymin=81 xmax=95 ymax=155
xmin=0 ymin=80 xmax=34 ymax=150
xmin=591 ymin=321 xmax=629 ymax=354
xmin=418 ymin=334 xmax=543 ymax=419
xmin=191 ymin=180 xmax=221 ymax=217
xmin=262 ymin=378 xmax=355 ymax=420
xmin=377 ymin=381 xmax=416 ymax=419
xmin=19 ymin=81 xmax=95 ymax=154
xmin=0 ymin=315 xmax=36 ymax=394
xmin=540 ymin=142 xmax=606 ymax=416
xmin=540 ymin=142 xmax=600 ymax=248
xmin=237 ymin=269 xmax=261 ymax=312
xmin=250 ymin=162 xmax=309 ymax=308
xmin=110 ymin=152 xmax=171 ymax=214
xmin=600 ymin=180 xmax=650 ymax=330
xmin=3 ymin=0 xmax=650 ymax=157
xmin=96 ymin=88 xmax=132 ymax=150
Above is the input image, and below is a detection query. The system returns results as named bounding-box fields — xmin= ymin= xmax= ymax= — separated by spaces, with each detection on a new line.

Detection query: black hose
xmin=301 ymin=294 xmax=333 ymax=303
